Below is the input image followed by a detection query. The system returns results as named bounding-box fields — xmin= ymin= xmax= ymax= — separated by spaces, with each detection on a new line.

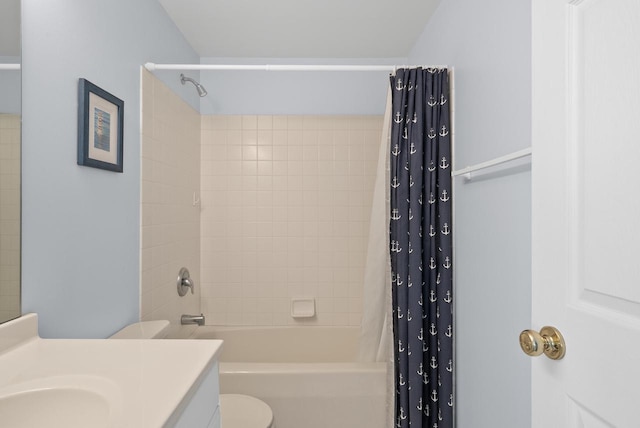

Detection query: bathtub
xmin=174 ymin=326 xmax=387 ymax=428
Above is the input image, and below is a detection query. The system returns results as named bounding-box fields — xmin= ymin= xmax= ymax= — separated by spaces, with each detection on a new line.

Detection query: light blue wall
xmin=0 ymin=56 xmax=21 ymax=114
xmin=21 ymin=0 xmax=199 ymax=338
xmin=408 ymin=1 xmax=532 ymax=427
xmin=199 ymin=58 xmax=404 ymax=115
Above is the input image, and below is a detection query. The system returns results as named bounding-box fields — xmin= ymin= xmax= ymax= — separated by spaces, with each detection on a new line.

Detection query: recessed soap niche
xmin=291 ymin=298 xmax=315 ymax=318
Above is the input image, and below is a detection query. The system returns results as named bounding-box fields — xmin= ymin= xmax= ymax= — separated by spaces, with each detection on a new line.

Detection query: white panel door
xmin=532 ymin=0 xmax=640 ymax=426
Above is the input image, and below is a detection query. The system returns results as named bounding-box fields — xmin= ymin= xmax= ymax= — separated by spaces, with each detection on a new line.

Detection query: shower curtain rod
xmin=144 ymin=62 xmax=447 ymax=72
xmin=0 ymin=64 xmax=20 ymax=70
xmin=451 ymin=147 xmax=532 ymax=179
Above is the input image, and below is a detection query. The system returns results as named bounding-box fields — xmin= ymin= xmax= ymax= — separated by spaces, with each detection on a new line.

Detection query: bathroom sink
xmin=0 ymin=314 xmax=223 ymax=427
xmin=0 ymin=387 xmax=114 ymax=428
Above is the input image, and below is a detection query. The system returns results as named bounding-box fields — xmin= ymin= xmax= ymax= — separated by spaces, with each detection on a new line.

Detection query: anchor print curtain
xmin=390 ymin=68 xmax=453 ymax=428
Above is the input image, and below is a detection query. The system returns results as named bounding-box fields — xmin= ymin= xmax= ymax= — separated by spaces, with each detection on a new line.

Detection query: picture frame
xmin=77 ymin=78 xmax=124 ymax=172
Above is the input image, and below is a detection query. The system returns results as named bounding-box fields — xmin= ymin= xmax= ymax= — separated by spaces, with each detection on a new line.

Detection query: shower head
xmin=180 ymin=73 xmax=208 ymax=97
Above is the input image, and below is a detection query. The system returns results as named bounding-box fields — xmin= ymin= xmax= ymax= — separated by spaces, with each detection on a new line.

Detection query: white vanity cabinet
xmin=0 ymin=315 xmax=223 ymax=428
xmin=208 ymin=408 xmax=221 ymax=428
xmin=172 ymin=362 xmax=221 ymax=428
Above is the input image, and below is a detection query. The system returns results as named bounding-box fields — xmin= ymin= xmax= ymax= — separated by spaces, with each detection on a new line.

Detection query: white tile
xmin=257 ymin=116 xmax=273 ymax=130
xmin=242 ymin=115 xmax=258 ymax=130
xmin=195 ymin=115 xmax=379 ymax=327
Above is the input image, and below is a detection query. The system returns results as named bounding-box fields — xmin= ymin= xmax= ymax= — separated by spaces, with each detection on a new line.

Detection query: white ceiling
xmin=158 ymin=0 xmax=441 ymax=58
xmin=0 ymin=1 xmax=20 ymax=57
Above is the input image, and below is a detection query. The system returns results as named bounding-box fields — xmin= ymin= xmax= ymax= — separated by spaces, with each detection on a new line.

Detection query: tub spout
xmin=181 ymin=313 xmax=205 ymax=326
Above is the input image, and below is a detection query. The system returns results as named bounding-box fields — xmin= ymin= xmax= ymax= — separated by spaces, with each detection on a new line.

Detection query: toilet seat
xmin=220 ymin=394 xmax=273 ymax=428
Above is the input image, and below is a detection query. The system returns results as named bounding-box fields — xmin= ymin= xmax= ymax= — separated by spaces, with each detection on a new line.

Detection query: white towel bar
xmin=452 ymin=147 xmax=531 ymax=179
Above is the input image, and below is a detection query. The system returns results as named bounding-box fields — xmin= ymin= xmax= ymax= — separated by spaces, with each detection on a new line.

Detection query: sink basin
xmin=0 ymin=387 xmax=113 ymax=428
xmin=0 ymin=314 xmax=223 ymax=427
xmin=0 ymin=374 xmax=124 ymax=428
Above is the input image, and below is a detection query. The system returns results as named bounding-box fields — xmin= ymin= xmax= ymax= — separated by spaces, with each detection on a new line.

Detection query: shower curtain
xmin=359 ymin=67 xmax=452 ymax=428
xmin=358 ymin=88 xmax=393 ymax=363
xmin=390 ymin=68 xmax=453 ymax=428
xmin=358 ymin=87 xmax=395 ymax=427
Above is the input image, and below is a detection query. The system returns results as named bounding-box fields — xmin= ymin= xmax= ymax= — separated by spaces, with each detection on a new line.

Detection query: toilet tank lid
xmin=109 ymin=320 xmax=170 ymax=339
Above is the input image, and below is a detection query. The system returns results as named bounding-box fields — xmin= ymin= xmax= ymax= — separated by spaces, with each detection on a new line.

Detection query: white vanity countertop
xmin=0 ymin=314 xmax=223 ymax=428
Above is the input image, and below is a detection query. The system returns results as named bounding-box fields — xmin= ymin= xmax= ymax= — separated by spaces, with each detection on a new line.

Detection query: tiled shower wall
xmin=0 ymin=114 xmax=20 ymax=322
xmin=140 ymin=70 xmax=200 ymax=326
xmin=200 ymin=115 xmax=383 ymax=326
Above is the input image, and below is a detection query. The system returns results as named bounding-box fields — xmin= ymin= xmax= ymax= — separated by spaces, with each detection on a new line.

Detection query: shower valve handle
xmin=183 ymin=277 xmax=194 ymax=294
xmin=177 ymin=267 xmax=195 ymax=296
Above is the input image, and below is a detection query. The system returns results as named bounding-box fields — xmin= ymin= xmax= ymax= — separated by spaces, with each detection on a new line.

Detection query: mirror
xmin=0 ymin=0 xmax=21 ymax=323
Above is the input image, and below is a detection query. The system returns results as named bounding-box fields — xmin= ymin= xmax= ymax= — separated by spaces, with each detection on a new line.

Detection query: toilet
xmin=110 ymin=321 xmax=274 ymax=428
xmin=219 ymin=394 xmax=273 ymax=428
xmin=109 ymin=320 xmax=171 ymax=339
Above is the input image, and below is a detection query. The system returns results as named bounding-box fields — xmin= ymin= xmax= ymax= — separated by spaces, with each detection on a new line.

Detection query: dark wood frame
xmin=77 ymin=78 xmax=124 ymax=172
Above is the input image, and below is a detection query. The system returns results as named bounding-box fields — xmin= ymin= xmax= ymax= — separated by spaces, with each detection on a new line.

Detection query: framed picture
xmin=77 ymin=78 xmax=124 ymax=172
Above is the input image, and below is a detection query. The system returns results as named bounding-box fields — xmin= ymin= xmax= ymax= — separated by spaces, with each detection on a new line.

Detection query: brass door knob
xmin=519 ymin=326 xmax=566 ymax=360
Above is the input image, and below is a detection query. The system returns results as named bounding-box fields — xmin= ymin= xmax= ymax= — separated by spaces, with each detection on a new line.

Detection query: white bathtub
xmin=176 ymin=326 xmax=387 ymax=428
